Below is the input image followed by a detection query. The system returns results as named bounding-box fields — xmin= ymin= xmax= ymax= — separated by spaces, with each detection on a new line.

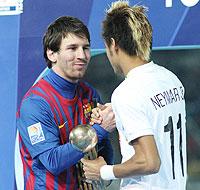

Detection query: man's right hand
xmin=90 ymin=103 xmax=116 ymax=133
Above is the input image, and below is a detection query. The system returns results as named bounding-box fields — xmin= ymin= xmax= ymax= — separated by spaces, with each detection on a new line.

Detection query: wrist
xmin=92 ymin=124 xmax=108 ymax=141
xmin=71 ymin=143 xmax=84 ymax=154
xmin=100 ymin=165 xmax=117 ymax=180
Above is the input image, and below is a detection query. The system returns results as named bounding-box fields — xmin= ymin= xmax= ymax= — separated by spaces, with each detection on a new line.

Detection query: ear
xmin=46 ymin=49 xmax=57 ymax=63
xmin=110 ymin=38 xmax=119 ymax=52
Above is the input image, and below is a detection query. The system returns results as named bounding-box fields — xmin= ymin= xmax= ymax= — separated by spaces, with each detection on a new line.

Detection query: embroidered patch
xmin=27 ymin=122 xmax=45 ymax=145
xmin=83 ymin=98 xmax=97 ymax=119
xmin=83 ymin=102 xmax=92 ymax=118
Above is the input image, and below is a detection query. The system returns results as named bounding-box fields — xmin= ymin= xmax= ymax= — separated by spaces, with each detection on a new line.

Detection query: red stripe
xmin=46 ymin=172 xmax=55 ymax=190
xmin=79 ymin=82 xmax=93 ymax=101
xmin=38 ymin=80 xmax=68 ymax=144
xmin=58 ymin=172 xmax=67 ymax=190
xmin=39 ymin=79 xmax=75 ymax=142
xmin=73 ymin=104 xmax=78 ymax=127
xmin=19 ymin=135 xmax=36 ymax=190
xmin=37 ymin=80 xmax=64 ymax=123
xmin=77 ymin=98 xmax=86 ymax=124
xmin=25 ymin=158 xmax=35 ymax=189
xmin=69 ymin=167 xmax=77 ymax=190
xmin=31 ymin=90 xmax=59 ymax=125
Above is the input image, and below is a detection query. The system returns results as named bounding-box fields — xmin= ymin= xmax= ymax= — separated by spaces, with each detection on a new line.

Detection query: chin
xmin=77 ymin=72 xmax=85 ymax=79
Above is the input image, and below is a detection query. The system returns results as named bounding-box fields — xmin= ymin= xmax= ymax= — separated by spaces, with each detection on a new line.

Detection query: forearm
xmin=39 ymin=143 xmax=84 ymax=175
xmin=101 ymin=153 xmax=160 ymax=181
xmin=114 ymin=154 xmax=159 ymax=178
xmin=101 ymin=136 xmax=161 ymax=180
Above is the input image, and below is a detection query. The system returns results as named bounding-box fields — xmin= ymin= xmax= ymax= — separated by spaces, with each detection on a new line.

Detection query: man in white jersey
xmin=81 ymin=1 xmax=187 ymax=189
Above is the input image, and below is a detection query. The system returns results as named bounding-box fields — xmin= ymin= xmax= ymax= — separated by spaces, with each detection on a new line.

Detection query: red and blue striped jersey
xmin=16 ymin=70 xmax=113 ymax=190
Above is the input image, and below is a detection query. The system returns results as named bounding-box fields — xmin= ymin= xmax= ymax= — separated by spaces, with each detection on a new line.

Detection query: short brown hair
xmin=43 ymin=16 xmax=90 ymax=68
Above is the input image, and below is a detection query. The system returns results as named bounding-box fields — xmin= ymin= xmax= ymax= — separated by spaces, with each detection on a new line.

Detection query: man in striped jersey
xmin=15 ymin=16 xmax=114 ymax=190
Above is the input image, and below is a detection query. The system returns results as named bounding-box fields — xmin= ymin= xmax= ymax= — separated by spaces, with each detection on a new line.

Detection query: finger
xmin=104 ymin=102 xmax=112 ymax=107
xmin=89 ymin=121 xmax=94 ymax=125
xmin=90 ymin=117 xmax=102 ymax=125
xmin=91 ymin=112 xmax=100 ymax=119
xmin=97 ymin=103 xmax=103 ymax=109
xmin=81 ymin=158 xmax=85 ymax=163
xmin=91 ymin=108 xmax=100 ymax=118
xmin=84 ymin=170 xmax=100 ymax=180
xmin=81 ymin=158 xmax=90 ymax=167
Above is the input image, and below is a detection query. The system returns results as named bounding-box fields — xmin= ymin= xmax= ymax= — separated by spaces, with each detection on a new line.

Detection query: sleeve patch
xmin=27 ymin=122 xmax=45 ymax=145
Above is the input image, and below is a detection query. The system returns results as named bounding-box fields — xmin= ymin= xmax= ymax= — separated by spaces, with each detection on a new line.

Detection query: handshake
xmin=89 ymin=103 xmax=116 ymax=133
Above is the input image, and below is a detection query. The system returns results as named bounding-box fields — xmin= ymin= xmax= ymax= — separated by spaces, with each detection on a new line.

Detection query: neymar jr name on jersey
xmin=150 ymin=86 xmax=184 ymax=110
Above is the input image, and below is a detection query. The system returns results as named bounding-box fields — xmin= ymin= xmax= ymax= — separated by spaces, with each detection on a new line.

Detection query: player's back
xmin=114 ymin=62 xmax=187 ymax=189
xmin=112 ymin=62 xmax=187 ymax=189
xmin=142 ymin=62 xmax=187 ymax=189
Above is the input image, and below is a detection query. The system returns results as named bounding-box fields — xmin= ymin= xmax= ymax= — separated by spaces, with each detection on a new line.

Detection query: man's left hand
xmin=81 ymin=156 xmax=107 ymax=180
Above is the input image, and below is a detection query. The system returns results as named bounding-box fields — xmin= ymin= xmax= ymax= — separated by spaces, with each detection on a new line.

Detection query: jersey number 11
xmin=164 ymin=113 xmax=184 ymax=179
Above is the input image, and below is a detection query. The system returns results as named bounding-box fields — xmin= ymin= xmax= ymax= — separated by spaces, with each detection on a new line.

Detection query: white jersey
xmin=111 ymin=62 xmax=187 ymax=190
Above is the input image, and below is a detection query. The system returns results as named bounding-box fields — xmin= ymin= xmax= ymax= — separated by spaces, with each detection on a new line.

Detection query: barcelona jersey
xmin=16 ymin=70 xmax=113 ymax=190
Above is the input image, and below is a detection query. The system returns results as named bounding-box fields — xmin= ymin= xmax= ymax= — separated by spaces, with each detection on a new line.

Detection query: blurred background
xmin=0 ymin=0 xmax=200 ymax=189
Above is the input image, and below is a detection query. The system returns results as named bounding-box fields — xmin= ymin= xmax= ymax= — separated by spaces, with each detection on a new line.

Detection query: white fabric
xmin=111 ymin=62 xmax=187 ymax=190
xmin=100 ymin=165 xmax=116 ymax=180
xmin=15 ymin=130 xmax=24 ymax=190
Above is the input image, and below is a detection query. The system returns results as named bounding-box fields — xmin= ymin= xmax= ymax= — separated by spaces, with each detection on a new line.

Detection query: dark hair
xmin=43 ymin=16 xmax=90 ymax=68
xmin=102 ymin=1 xmax=152 ymax=61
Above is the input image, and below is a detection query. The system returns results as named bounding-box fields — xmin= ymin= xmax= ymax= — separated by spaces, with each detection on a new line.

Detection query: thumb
xmin=97 ymin=103 xmax=110 ymax=111
xmin=97 ymin=103 xmax=104 ymax=109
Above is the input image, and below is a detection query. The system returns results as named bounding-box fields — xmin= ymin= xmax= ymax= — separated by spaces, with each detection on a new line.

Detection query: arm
xmin=90 ymin=103 xmax=115 ymax=164
xmin=81 ymin=135 xmax=160 ymax=180
xmin=17 ymin=97 xmax=84 ymax=175
xmin=38 ymin=143 xmax=84 ymax=175
xmin=112 ymin=135 xmax=160 ymax=178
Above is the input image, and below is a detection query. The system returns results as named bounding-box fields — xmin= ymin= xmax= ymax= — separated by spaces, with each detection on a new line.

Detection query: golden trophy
xmin=69 ymin=124 xmax=106 ymax=190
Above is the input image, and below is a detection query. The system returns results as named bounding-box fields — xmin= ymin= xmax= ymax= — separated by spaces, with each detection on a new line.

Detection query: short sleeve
xmin=112 ymin=86 xmax=153 ymax=144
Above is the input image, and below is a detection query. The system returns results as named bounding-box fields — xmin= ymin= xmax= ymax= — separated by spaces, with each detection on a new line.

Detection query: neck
xmin=45 ymin=69 xmax=77 ymax=99
xmin=52 ymin=66 xmax=79 ymax=83
xmin=119 ymin=52 xmax=148 ymax=76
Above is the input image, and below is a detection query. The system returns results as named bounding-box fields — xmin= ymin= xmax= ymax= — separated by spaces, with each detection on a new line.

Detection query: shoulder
xmin=19 ymin=87 xmax=53 ymax=117
xmin=112 ymin=79 xmax=139 ymax=102
xmin=21 ymin=93 xmax=50 ymax=112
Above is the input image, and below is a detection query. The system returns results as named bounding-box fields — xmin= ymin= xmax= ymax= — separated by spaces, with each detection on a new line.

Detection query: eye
xmin=69 ymin=47 xmax=77 ymax=51
xmin=83 ymin=46 xmax=90 ymax=51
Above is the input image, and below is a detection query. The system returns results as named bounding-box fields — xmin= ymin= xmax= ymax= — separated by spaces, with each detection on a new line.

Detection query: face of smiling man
xmin=49 ymin=33 xmax=91 ymax=83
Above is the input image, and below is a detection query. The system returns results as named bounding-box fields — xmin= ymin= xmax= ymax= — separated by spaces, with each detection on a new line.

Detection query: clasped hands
xmin=90 ymin=103 xmax=116 ymax=133
xmin=81 ymin=103 xmax=116 ymax=181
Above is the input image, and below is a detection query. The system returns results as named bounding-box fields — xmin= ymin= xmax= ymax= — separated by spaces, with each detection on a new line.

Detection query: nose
xmin=77 ymin=47 xmax=86 ymax=59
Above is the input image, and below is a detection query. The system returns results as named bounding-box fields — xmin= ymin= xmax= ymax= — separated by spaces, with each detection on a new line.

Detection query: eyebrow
xmin=66 ymin=43 xmax=90 ymax=48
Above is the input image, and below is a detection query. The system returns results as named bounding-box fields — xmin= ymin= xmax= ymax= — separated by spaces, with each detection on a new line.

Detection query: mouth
xmin=74 ymin=63 xmax=87 ymax=69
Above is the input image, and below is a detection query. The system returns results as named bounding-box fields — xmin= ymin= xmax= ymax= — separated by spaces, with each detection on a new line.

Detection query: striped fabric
xmin=17 ymin=78 xmax=98 ymax=190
